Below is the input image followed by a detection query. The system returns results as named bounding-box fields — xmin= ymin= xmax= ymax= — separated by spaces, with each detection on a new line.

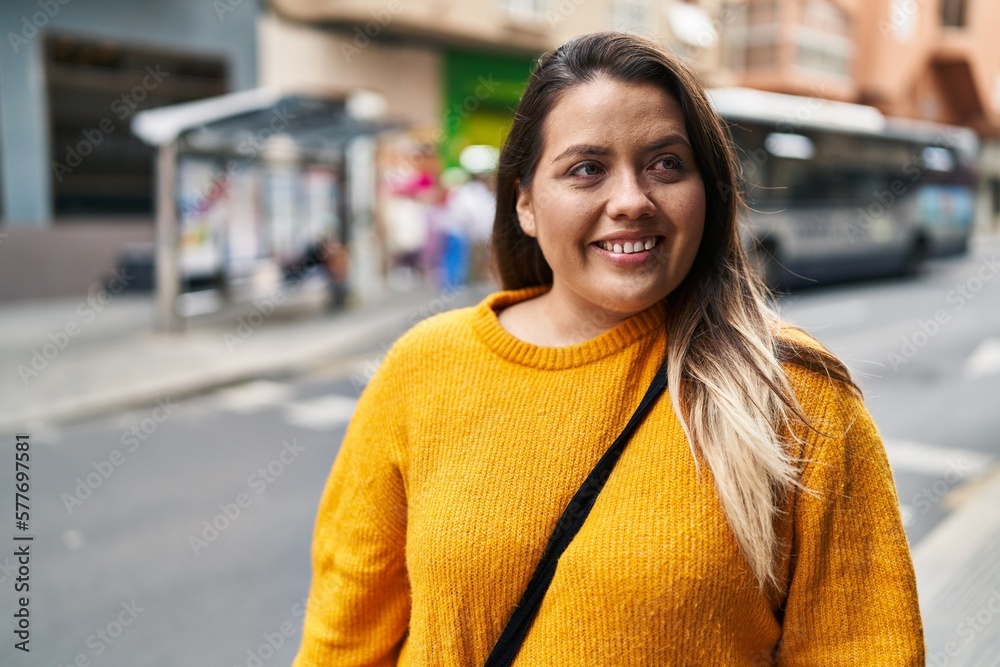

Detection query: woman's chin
xmin=587 ymin=281 xmax=672 ymax=316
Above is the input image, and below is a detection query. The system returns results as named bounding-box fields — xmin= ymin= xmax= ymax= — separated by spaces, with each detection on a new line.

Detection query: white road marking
xmin=284 ymin=395 xmax=358 ymax=431
xmin=883 ymin=439 xmax=993 ymax=478
xmin=899 ymin=503 xmax=916 ymax=527
xmin=964 ymin=337 xmax=1000 ymax=380
xmin=212 ymin=380 xmax=295 ymax=414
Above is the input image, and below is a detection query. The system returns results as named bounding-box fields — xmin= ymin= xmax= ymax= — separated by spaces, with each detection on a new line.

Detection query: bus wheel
xmin=902 ymin=237 xmax=928 ymax=277
xmin=749 ymin=240 xmax=782 ymax=289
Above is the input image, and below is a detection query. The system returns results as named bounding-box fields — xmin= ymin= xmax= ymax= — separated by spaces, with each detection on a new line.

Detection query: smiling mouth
xmin=593 ymin=236 xmax=660 ymax=254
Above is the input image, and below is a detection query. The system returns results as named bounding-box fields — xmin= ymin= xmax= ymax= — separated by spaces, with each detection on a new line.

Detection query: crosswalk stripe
xmin=284 ymin=395 xmax=358 ymax=431
xmin=212 ymin=380 xmax=295 ymax=414
xmin=964 ymin=337 xmax=1000 ymax=379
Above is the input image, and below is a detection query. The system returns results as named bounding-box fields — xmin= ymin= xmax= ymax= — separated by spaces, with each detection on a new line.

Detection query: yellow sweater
xmin=293 ymin=287 xmax=924 ymax=666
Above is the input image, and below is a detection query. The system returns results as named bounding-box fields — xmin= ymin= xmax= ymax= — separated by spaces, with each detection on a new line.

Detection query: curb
xmin=913 ymin=464 xmax=1000 ymax=663
xmin=913 ymin=464 xmax=1000 ymax=600
xmin=0 ymin=284 xmax=490 ymax=432
xmin=0 ymin=307 xmax=404 ymax=432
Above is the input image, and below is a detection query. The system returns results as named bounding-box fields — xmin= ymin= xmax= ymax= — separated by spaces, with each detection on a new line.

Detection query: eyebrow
xmin=551 ymin=133 xmax=692 ymax=164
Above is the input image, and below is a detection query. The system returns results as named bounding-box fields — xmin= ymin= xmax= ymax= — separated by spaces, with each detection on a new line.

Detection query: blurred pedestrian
xmin=320 ymin=237 xmax=350 ymax=310
xmin=383 ymin=170 xmax=434 ymax=290
xmin=285 ymin=235 xmax=351 ymax=310
xmin=420 ymin=171 xmax=461 ymax=287
xmin=293 ymin=31 xmax=923 ymax=666
xmin=437 ymin=170 xmax=473 ymax=289
xmin=448 ymin=165 xmax=496 ymax=283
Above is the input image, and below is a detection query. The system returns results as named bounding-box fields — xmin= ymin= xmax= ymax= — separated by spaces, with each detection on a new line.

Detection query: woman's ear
xmin=515 ymin=180 xmax=537 ymax=238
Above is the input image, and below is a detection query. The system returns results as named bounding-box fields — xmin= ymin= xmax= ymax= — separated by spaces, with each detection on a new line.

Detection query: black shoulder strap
xmin=484 ymin=359 xmax=670 ymax=667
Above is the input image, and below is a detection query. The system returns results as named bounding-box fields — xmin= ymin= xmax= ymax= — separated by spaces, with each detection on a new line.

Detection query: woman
xmin=293 ymin=32 xmax=924 ymax=665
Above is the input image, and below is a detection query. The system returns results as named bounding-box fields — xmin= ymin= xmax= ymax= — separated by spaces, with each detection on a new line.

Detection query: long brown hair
xmin=492 ymin=31 xmax=858 ymax=591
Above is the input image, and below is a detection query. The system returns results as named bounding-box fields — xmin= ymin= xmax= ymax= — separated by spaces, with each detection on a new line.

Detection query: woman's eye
xmin=571 ymin=163 xmax=602 ymax=177
xmin=654 ymin=156 xmax=684 ymax=171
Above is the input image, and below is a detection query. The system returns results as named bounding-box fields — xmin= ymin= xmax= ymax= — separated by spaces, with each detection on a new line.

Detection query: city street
xmin=3 ymin=0 xmax=1000 ymax=664
xmin=1 ymin=238 xmax=999 ymax=666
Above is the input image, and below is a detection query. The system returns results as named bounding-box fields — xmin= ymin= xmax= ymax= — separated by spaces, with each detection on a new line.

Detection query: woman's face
xmin=516 ymin=76 xmax=705 ymax=326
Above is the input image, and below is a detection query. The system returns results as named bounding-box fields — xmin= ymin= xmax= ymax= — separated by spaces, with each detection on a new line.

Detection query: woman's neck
xmin=498 ymin=288 xmax=637 ymax=347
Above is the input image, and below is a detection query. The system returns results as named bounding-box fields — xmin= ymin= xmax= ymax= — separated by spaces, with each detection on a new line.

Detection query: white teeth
xmin=598 ymin=237 xmax=658 ymax=253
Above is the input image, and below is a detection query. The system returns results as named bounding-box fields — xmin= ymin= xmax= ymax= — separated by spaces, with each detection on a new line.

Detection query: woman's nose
xmin=606 ymin=172 xmax=656 ymax=220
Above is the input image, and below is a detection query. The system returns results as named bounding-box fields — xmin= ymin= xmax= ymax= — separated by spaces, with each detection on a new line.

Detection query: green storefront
xmin=440 ymin=48 xmax=538 ymax=168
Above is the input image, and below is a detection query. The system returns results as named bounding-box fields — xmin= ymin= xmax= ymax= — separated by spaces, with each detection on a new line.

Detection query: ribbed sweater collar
xmin=471 ymin=286 xmax=667 ymax=370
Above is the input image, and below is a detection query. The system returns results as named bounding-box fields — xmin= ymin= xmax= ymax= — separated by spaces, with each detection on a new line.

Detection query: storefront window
xmin=45 ymin=35 xmax=228 ymax=216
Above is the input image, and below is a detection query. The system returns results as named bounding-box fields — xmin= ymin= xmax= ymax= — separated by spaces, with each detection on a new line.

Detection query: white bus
xmin=708 ymin=88 xmax=978 ymax=287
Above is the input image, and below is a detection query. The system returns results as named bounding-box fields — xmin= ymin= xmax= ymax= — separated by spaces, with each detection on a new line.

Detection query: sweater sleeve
xmin=776 ymin=379 xmax=925 ymax=666
xmin=292 ymin=356 xmax=410 ymax=667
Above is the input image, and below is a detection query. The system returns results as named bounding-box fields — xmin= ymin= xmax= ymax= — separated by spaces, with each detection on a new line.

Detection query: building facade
xmin=0 ymin=0 xmax=259 ymax=299
xmin=260 ymin=0 xmax=725 ymax=163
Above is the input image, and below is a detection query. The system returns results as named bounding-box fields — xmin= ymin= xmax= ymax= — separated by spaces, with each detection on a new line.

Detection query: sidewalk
xmin=914 ymin=464 xmax=1000 ymax=664
xmin=0 ymin=281 xmax=491 ymax=433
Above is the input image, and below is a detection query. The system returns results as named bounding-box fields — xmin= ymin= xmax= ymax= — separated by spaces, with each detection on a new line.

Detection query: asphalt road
xmin=777 ymin=239 xmax=1000 ymax=546
xmin=1 ymin=238 xmax=998 ymax=666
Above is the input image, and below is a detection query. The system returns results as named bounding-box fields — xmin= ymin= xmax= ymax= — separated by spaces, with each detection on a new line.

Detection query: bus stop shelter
xmin=133 ymin=88 xmax=400 ymax=332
